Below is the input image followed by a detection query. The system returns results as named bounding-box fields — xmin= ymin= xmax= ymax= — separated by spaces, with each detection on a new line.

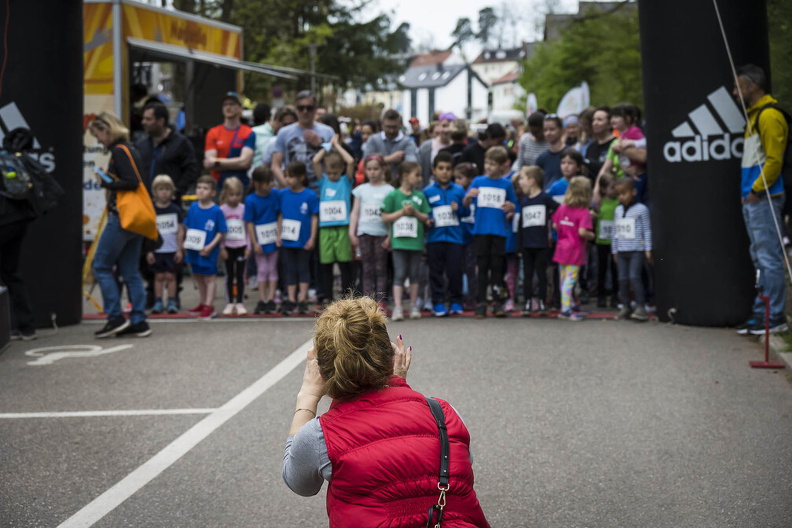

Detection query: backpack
xmin=0 ymin=128 xmax=64 ymax=215
xmin=0 ymin=150 xmax=33 ymax=200
xmin=753 ymin=103 xmax=792 ymax=191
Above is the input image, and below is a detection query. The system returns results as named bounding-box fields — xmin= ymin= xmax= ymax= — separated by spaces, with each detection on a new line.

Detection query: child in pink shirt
xmin=552 ymin=176 xmax=595 ymax=321
xmin=219 ymin=177 xmax=250 ymax=316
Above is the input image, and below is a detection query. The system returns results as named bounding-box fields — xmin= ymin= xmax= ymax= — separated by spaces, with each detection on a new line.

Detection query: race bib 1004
xmin=225 ymin=219 xmax=245 ymax=241
xmin=362 ymin=203 xmax=383 ymax=224
xmin=393 ymin=216 xmax=418 ymax=238
xmin=522 ymin=205 xmax=546 ymax=228
xmin=598 ymin=220 xmax=614 ymax=240
xmin=320 ymin=200 xmax=347 ymax=223
xmin=156 ymin=213 xmax=178 ymax=235
xmin=615 ymin=217 xmax=635 ymax=240
xmin=477 ymin=187 xmax=506 ymax=209
xmin=432 ymin=205 xmax=459 ymax=228
xmin=255 ymin=222 xmax=277 ymax=246
xmin=281 ymin=219 xmax=301 ymax=242
xmin=184 ymin=228 xmax=207 ymax=251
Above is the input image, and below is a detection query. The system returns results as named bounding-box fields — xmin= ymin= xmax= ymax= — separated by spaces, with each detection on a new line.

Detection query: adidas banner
xmin=1 ymin=0 xmax=83 ymax=326
xmin=638 ymin=0 xmax=770 ymax=326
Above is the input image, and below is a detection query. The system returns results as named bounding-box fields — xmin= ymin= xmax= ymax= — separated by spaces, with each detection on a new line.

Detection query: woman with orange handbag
xmin=89 ymin=112 xmax=153 ymax=339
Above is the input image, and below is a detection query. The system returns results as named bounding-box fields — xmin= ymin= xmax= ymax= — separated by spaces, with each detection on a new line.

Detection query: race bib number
xmin=320 ymin=200 xmax=347 ymax=223
xmin=281 ymin=219 xmax=301 ymax=242
xmin=477 ymin=187 xmax=506 ymax=209
xmin=362 ymin=203 xmax=383 ymax=223
xmin=615 ymin=217 xmax=635 ymax=239
xmin=432 ymin=205 xmax=459 ymax=228
xmin=598 ymin=220 xmax=614 ymax=240
xmin=255 ymin=222 xmax=277 ymax=246
xmin=225 ymin=219 xmax=245 ymax=241
xmin=184 ymin=228 xmax=207 ymax=251
xmin=522 ymin=205 xmax=546 ymax=228
xmin=156 ymin=213 xmax=178 ymax=235
xmin=461 ymin=204 xmax=475 ymax=224
xmin=393 ymin=216 xmax=418 ymax=238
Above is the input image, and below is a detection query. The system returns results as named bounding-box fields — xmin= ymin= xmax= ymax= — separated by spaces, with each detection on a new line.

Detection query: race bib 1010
xmin=615 ymin=217 xmax=635 ymax=240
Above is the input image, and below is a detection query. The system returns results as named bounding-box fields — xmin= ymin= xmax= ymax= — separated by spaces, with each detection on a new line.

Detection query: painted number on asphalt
xmin=24 ymin=344 xmax=133 ymax=366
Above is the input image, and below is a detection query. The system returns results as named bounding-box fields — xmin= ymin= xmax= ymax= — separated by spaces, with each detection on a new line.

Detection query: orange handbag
xmin=114 ymin=144 xmax=158 ymax=240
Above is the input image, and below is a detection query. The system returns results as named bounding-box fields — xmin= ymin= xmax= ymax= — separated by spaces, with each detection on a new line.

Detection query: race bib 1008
xmin=255 ymin=222 xmax=277 ymax=246
xmin=522 ymin=205 xmax=546 ymax=228
xmin=598 ymin=220 xmax=614 ymax=240
xmin=281 ymin=219 xmax=301 ymax=241
xmin=320 ymin=200 xmax=347 ymax=223
xmin=477 ymin=187 xmax=506 ymax=209
xmin=362 ymin=203 xmax=383 ymax=224
xmin=184 ymin=228 xmax=207 ymax=251
xmin=393 ymin=216 xmax=418 ymax=238
xmin=615 ymin=217 xmax=635 ymax=240
xmin=225 ymin=219 xmax=245 ymax=241
xmin=156 ymin=213 xmax=178 ymax=235
xmin=432 ymin=205 xmax=459 ymax=228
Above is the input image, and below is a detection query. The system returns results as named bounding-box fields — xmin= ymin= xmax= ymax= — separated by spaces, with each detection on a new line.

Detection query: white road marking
xmin=0 ymin=409 xmax=218 ymax=419
xmin=57 ymin=338 xmax=312 ymax=528
xmin=25 ymin=345 xmax=133 ymax=366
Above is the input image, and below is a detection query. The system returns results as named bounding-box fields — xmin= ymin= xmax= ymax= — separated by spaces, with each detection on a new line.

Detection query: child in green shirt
xmin=382 ymin=161 xmax=431 ymax=321
xmin=594 ymin=173 xmax=619 ymax=308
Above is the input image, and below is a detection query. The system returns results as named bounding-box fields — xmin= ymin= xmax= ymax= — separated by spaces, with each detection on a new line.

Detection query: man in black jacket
xmin=136 ymin=102 xmax=199 ymax=203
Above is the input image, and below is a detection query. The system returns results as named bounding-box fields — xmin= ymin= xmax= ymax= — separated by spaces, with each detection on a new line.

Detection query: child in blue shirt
xmin=312 ymin=136 xmax=356 ymax=304
xmin=424 ymin=151 xmax=468 ymax=316
xmin=244 ymin=166 xmax=280 ymax=314
xmin=182 ymin=175 xmax=227 ymax=320
xmin=463 ymin=146 xmax=518 ymax=318
xmin=277 ymin=161 xmax=319 ymax=315
xmin=503 ymin=170 xmax=521 ymax=313
xmin=454 ymin=162 xmax=478 ymax=310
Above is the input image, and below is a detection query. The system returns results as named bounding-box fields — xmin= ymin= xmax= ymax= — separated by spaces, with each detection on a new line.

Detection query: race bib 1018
xmin=477 ymin=187 xmax=506 ymax=209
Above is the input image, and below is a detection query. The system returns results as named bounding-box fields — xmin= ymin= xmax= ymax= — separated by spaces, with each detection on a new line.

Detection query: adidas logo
xmin=0 ymin=101 xmax=56 ymax=172
xmin=663 ymin=86 xmax=745 ymax=163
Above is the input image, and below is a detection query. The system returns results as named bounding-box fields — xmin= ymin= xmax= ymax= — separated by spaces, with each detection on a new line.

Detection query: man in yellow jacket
xmin=733 ymin=64 xmax=789 ymax=335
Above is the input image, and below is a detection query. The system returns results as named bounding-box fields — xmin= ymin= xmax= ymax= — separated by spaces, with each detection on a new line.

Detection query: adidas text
xmin=663 ymin=134 xmax=744 ymax=163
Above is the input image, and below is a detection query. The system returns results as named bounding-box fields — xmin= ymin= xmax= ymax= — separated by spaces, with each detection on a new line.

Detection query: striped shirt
xmin=514 ymin=133 xmax=549 ymax=170
xmin=611 ymin=202 xmax=652 ymax=254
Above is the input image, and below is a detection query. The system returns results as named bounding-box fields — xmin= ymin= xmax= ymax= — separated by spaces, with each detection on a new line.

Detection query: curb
xmin=761 ymin=334 xmax=792 ymax=370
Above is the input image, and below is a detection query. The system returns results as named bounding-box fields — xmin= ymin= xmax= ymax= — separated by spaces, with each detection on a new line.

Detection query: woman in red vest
xmin=283 ymin=296 xmax=490 ymax=527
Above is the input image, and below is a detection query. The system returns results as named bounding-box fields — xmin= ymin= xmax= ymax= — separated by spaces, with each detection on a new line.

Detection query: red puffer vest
xmin=320 ymin=376 xmax=490 ymax=527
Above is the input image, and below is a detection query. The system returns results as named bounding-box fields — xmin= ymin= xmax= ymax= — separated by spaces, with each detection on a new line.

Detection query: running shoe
xmin=235 ymin=303 xmax=247 ymax=316
xmin=450 ymin=303 xmax=464 ymax=315
xmin=493 ymin=302 xmax=506 ymax=318
xmin=615 ymin=306 xmax=631 ymax=320
xmin=410 ymin=307 xmax=422 ymax=320
xmin=254 ymin=300 xmax=267 ymax=315
xmin=116 ymin=321 xmax=152 ymax=338
xmin=749 ymin=318 xmax=789 ymax=335
xmin=558 ymin=311 xmax=584 ymax=321
xmin=631 ymin=307 xmax=649 ymax=322
xmin=10 ymin=328 xmax=37 ymax=341
xmin=504 ymin=299 xmax=514 ymax=313
xmin=186 ymin=304 xmax=205 ymax=315
xmin=95 ymin=318 xmax=130 ymax=339
xmin=166 ymin=299 xmax=179 ymax=313
xmin=392 ymin=308 xmax=405 ymax=322
xmin=735 ymin=318 xmax=760 ymax=336
xmin=151 ymin=299 xmax=164 ymax=314
xmin=474 ymin=303 xmax=487 ymax=319
xmin=280 ymin=300 xmax=293 ymax=316
xmin=433 ymin=303 xmax=448 ymax=317
xmin=297 ymin=301 xmax=309 ymax=314
xmin=265 ymin=300 xmax=277 ymax=314
xmin=222 ymin=303 xmax=236 ymax=316
xmin=200 ymin=305 xmax=217 ymax=320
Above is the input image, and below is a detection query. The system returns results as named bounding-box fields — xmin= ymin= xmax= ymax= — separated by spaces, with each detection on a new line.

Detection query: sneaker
xmin=749 ymin=318 xmax=789 ymax=335
xmin=265 ymin=300 xmax=277 ymax=314
xmin=95 ymin=318 xmax=130 ymax=338
xmin=151 ymin=299 xmax=164 ymax=314
xmin=450 ymin=303 xmax=464 ymax=315
xmin=10 ymin=328 xmax=37 ymax=341
xmin=186 ymin=304 xmax=204 ymax=315
xmin=392 ymin=308 xmax=405 ymax=322
xmin=254 ymin=300 xmax=267 ymax=315
xmin=597 ymin=296 xmax=607 ymax=308
xmin=504 ymin=299 xmax=514 ymax=313
xmin=297 ymin=301 xmax=309 ymax=314
xmin=200 ymin=305 xmax=217 ymax=320
xmin=735 ymin=318 xmax=760 ymax=335
xmin=166 ymin=299 xmax=179 ymax=313
xmin=615 ymin=306 xmax=631 ymax=320
xmin=116 ymin=321 xmax=152 ymax=338
xmin=410 ymin=307 xmax=422 ymax=320
xmin=631 ymin=307 xmax=649 ymax=322
xmin=522 ymin=301 xmax=533 ymax=317
xmin=537 ymin=300 xmax=547 ymax=315
xmin=433 ymin=303 xmax=448 ymax=317
xmin=645 ymin=303 xmax=657 ymax=314
xmin=222 ymin=303 xmax=236 ymax=316
xmin=558 ymin=310 xmax=584 ymax=321
xmin=423 ymin=299 xmax=433 ymax=312
xmin=280 ymin=300 xmax=293 ymax=316
xmin=571 ymin=304 xmax=589 ymax=315
xmin=493 ymin=302 xmax=506 ymax=318
xmin=474 ymin=303 xmax=487 ymax=319
xmin=235 ymin=303 xmax=247 ymax=316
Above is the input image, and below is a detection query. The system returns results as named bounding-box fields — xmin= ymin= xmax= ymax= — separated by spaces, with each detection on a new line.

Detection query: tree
xmin=476 ymin=7 xmax=498 ymax=47
xmin=768 ymin=0 xmax=791 ymax=106
xmin=451 ymin=17 xmax=475 ymax=48
xmin=518 ymin=6 xmax=642 ymax=112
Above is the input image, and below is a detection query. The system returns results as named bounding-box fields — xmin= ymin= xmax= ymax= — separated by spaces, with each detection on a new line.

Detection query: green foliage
xmin=476 ymin=7 xmax=498 ymax=47
xmin=768 ymin=0 xmax=792 ymax=106
xmin=518 ymin=7 xmax=642 ymax=112
xmin=452 ymin=17 xmax=475 ymax=48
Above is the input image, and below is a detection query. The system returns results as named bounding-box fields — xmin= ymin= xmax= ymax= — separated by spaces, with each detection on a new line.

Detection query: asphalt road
xmin=1 ymin=316 xmax=791 ymax=527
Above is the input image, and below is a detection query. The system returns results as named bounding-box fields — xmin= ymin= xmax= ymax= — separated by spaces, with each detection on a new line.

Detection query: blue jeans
xmin=743 ymin=195 xmax=787 ymax=320
xmin=92 ymin=214 xmax=147 ymax=324
xmin=617 ymin=251 xmax=646 ymax=307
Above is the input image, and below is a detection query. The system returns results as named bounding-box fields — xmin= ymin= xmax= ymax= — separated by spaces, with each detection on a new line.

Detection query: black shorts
xmin=150 ymin=252 xmax=178 ymax=274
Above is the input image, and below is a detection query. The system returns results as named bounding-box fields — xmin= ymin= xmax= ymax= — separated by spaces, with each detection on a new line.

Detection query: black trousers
xmin=521 ymin=247 xmax=548 ymax=301
xmin=475 ymin=235 xmax=506 ymax=303
xmin=320 ymin=261 xmax=356 ymax=301
xmin=596 ymin=244 xmax=618 ymax=298
xmin=0 ymin=220 xmax=34 ymax=332
xmin=224 ymin=246 xmax=247 ymax=303
xmin=427 ymin=242 xmax=464 ymax=305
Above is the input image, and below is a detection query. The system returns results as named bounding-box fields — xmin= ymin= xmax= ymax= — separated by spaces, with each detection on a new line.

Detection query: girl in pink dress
xmin=551 ymin=176 xmax=595 ymax=321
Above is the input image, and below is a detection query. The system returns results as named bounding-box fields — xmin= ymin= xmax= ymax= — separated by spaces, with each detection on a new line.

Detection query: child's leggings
xmin=358 ymin=234 xmax=388 ymax=299
xmin=224 ymin=246 xmax=247 ymax=303
xmin=559 ymin=264 xmax=579 ymax=312
xmin=504 ymin=254 xmax=518 ymax=302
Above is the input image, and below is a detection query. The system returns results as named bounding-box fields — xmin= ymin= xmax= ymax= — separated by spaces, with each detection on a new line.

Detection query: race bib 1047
xmin=615 ymin=217 xmax=635 ymax=240
xmin=522 ymin=205 xmax=546 ymax=228
xmin=255 ymin=222 xmax=277 ymax=246
xmin=320 ymin=200 xmax=347 ymax=223
xmin=184 ymin=228 xmax=207 ymax=251
xmin=225 ymin=219 xmax=245 ymax=241
xmin=432 ymin=205 xmax=459 ymax=228
xmin=393 ymin=216 xmax=418 ymax=238
xmin=281 ymin=219 xmax=301 ymax=241
xmin=156 ymin=213 xmax=178 ymax=235
xmin=477 ymin=187 xmax=506 ymax=209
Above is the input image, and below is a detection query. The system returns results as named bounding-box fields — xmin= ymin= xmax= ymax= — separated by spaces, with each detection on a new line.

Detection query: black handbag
xmin=426 ymin=397 xmax=450 ymax=528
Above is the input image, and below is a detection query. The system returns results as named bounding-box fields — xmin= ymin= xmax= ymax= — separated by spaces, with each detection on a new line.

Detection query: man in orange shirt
xmin=204 ymin=92 xmax=255 ymax=189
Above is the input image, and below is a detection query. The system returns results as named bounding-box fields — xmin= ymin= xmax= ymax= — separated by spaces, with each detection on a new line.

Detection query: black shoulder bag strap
xmin=426 ymin=397 xmax=450 ymax=528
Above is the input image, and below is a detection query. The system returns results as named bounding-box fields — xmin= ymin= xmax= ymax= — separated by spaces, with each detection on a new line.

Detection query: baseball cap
xmin=221 ymin=91 xmax=242 ymax=105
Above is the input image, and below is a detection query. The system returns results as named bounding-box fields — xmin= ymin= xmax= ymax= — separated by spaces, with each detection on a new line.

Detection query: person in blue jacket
xmin=424 ymin=151 xmax=469 ymax=316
